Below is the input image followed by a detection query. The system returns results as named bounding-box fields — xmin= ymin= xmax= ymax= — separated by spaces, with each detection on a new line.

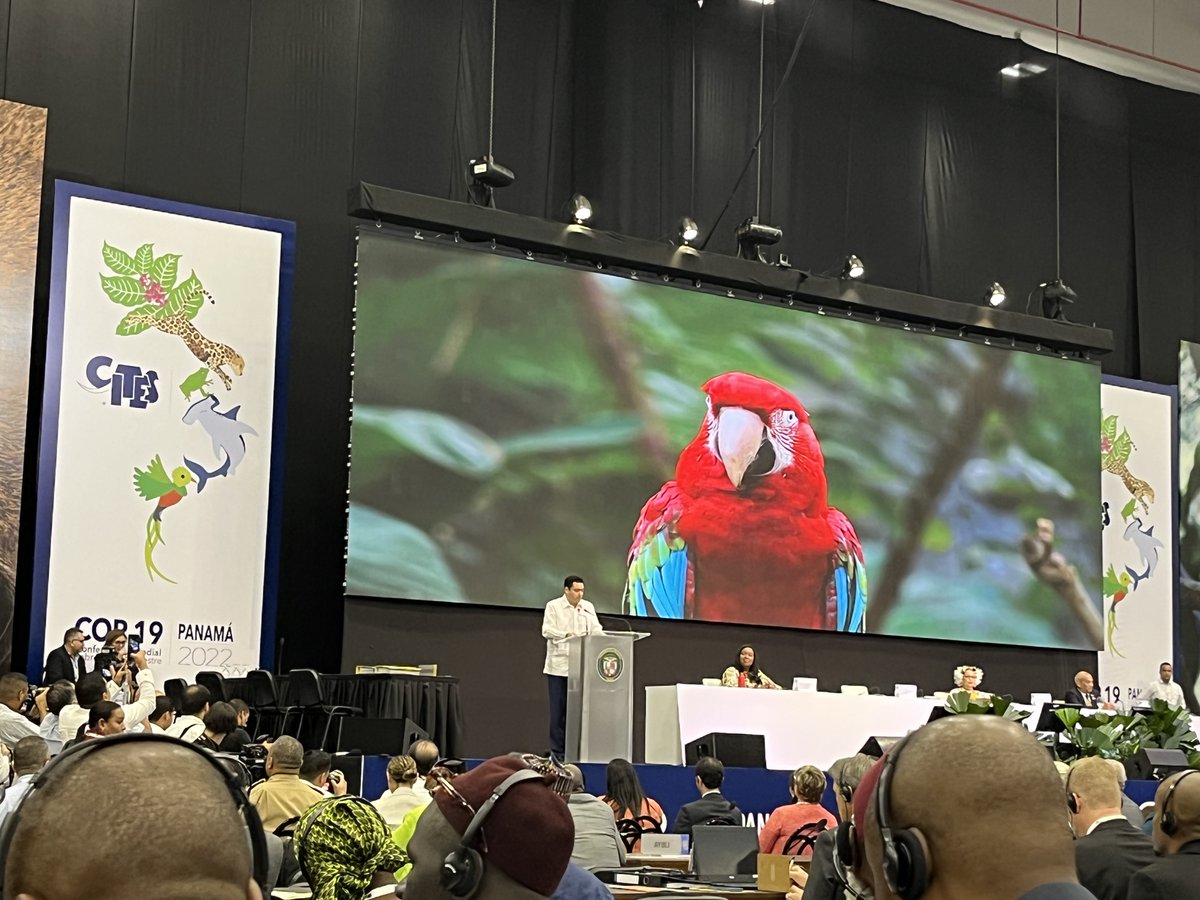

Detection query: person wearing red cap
xmin=851 ymin=718 xmax=1096 ymax=900
xmin=406 ymin=755 xmax=609 ymax=900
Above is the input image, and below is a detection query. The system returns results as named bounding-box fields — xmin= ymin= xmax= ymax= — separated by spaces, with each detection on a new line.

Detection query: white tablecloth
xmin=645 ymin=684 xmax=944 ymax=769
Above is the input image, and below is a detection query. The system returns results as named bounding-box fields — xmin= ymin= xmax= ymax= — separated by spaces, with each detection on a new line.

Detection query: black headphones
xmin=1160 ymin=769 xmax=1197 ymax=836
xmin=874 ymin=736 xmax=931 ymax=900
xmin=441 ymin=768 xmax=546 ymax=899
xmin=0 ymin=732 xmax=269 ymax=895
xmin=832 ymin=770 xmax=861 ymax=885
xmin=1065 ymin=766 xmax=1079 ymax=814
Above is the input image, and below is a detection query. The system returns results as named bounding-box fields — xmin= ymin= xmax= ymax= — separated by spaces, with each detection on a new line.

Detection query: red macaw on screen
xmin=624 ymin=372 xmax=867 ymax=631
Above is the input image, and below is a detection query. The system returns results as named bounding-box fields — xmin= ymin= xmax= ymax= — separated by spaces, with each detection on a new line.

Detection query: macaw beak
xmin=715 ymin=406 xmax=766 ymax=489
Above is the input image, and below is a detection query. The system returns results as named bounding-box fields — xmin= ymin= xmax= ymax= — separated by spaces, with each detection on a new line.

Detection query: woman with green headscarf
xmin=295 ymin=795 xmax=409 ymax=899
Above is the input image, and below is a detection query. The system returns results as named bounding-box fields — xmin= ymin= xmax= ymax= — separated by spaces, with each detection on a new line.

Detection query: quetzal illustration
xmin=1102 ymin=564 xmax=1133 ymax=658
xmin=133 ymin=454 xmax=196 ymax=584
xmin=624 ymin=372 xmax=867 ymax=631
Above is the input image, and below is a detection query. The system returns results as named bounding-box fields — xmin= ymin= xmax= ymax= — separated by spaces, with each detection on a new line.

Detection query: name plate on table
xmin=641 ymin=833 xmax=683 ymax=855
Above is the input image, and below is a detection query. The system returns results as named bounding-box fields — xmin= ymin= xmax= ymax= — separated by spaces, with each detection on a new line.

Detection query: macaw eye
xmin=776 ymin=410 xmax=798 ymax=428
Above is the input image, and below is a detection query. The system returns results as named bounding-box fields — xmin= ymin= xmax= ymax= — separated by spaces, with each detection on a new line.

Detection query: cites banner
xmin=0 ymin=101 xmax=48 ymax=672
xmin=1096 ymin=378 xmax=1177 ymax=706
xmin=31 ymin=182 xmax=294 ymax=682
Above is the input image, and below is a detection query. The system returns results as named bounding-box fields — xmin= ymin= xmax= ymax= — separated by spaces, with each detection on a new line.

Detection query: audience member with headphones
xmin=1126 ymin=769 xmax=1200 ymax=898
xmin=404 ymin=754 xmax=610 ymax=900
xmin=1064 ymin=757 xmax=1154 ymax=900
xmin=0 ymin=732 xmax=268 ymax=899
xmin=801 ymin=752 xmax=877 ymax=900
xmin=835 ymin=716 xmax=1095 ymax=900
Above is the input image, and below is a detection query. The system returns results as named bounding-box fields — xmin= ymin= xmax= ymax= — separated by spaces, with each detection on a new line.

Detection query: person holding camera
xmin=0 ymin=673 xmax=47 ymax=746
xmin=57 ymin=648 xmax=156 ymax=742
xmin=300 ymin=750 xmax=349 ymax=798
xmin=38 ymin=680 xmax=76 ymax=755
xmin=92 ymin=630 xmax=138 ymax=701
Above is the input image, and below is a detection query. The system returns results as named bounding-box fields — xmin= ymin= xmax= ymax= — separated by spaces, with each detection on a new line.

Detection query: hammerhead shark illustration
xmin=1122 ymin=516 xmax=1163 ymax=590
xmin=182 ymin=394 xmax=258 ymax=492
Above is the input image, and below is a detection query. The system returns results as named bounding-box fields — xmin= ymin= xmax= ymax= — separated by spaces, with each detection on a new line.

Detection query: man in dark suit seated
xmin=673 ymin=756 xmax=742 ymax=836
xmin=1127 ymin=770 xmax=1200 ymax=899
xmin=1064 ymin=671 xmax=1115 ymax=710
xmin=42 ymin=628 xmax=88 ymax=685
xmin=1067 ymin=757 xmax=1155 ymax=900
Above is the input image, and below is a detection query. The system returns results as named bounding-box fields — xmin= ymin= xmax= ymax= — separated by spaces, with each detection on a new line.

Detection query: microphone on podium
xmin=598 ymin=614 xmax=635 ymax=632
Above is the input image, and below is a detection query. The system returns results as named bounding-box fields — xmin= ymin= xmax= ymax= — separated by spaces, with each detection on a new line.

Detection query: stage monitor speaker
xmin=1125 ymin=747 xmax=1191 ymax=781
xmin=858 ymin=736 xmax=901 ymax=758
xmin=684 ymin=732 xmax=766 ymax=768
xmin=402 ymin=718 xmax=429 ymax=752
xmin=337 ymin=717 xmax=426 ymax=756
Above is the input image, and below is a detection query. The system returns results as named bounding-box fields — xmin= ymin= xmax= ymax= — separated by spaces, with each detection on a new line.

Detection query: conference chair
xmin=282 ymin=668 xmax=362 ymax=751
xmin=245 ymin=669 xmax=296 ymax=737
xmin=163 ymin=677 xmax=187 ymax=712
xmin=196 ymin=670 xmax=230 ymax=703
xmin=781 ymin=819 xmax=828 ymax=857
xmin=616 ymin=815 xmax=664 ymax=852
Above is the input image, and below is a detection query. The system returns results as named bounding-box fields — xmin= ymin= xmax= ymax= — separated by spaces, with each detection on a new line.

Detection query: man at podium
xmin=543 ymin=575 xmax=602 ymax=759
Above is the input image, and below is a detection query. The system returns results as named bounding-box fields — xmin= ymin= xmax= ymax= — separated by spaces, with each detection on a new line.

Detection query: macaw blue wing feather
xmin=832 ymin=544 xmax=868 ymax=633
xmin=625 ymin=530 xmax=689 ymax=619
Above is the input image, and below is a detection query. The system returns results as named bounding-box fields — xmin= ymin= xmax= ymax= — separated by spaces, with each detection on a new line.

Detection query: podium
xmin=565 ymin=630 xmax=649 ymax=763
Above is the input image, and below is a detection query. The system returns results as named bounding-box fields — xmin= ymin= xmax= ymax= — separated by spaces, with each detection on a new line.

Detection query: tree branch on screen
xmin=870 ymin=352 xmax=1013 ymax=624
xmin=1020 ymin=518 xmax=1103 ymax=648
xmin=577 ymin=275 xmax=674 ymax=482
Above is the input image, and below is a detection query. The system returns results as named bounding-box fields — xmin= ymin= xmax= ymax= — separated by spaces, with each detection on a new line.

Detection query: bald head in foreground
xmin=859 ymin=716 xmax=1094 ymax=900
xmin=1126 ymin=770 xmax=1200 ymax=898
xmin=5 ymin=739 xmax=261 ymax=900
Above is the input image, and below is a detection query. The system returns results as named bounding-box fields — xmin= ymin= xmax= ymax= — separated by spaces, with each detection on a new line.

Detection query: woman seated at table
xmin=758 ymin=764 xmax=835 ymax=857
xmin=721 ymin=644 xmax=781 ymax=689
xmin=599 ymin=757 xmax=665 ymax=852
xmin=950 ymin=664 xmax=989 ymax=701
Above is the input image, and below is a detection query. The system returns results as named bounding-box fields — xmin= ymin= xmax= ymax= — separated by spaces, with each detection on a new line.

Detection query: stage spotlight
xmin=678 ymin=216 xmax=700 ymax=245
xmin=735 ymin=216 xmax=782 ymax=263
xmin=568 ymin=193 xmax=593 ymax=224
xmin=984 ymin=282 xmax=1008 ymax=307
xmin=842 ymin=254 xmax=865 ymax=280
xmin=1039 ymin=278 xmax=1077 ymax=321
xmin=467 ymin=155 xmax=515 ymax=208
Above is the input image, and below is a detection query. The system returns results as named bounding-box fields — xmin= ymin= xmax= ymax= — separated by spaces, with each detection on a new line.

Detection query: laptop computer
xmin=691 ymin=826 xmax=759 ymax=884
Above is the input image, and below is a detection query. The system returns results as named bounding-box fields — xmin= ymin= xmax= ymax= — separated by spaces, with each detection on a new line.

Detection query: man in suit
xmin=42 ymin=628 xmax=88 ymax=685
xmin=673 ymin=756 xmax=742 ymax=835
xmin=853 ymin=717 xmax=1096 ymax=900
xmin=1067 ymin=757 xmax=1154 ymax=900
xmin=1064 ymin=671 xmax=1115 ymax=710
xmin=1127 ymin=770 xmax=1200 ymax=899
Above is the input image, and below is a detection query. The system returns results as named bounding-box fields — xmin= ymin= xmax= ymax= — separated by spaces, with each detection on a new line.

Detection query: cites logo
xmin=85 ymin=355 xmax=159 ymax=409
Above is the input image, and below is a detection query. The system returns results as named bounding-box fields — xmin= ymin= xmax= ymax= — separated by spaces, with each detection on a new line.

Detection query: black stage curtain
xmin=5 ymin=0 xmax=1200 ymax=755
xmin=227 ymin=673 xmax=465 ymax=757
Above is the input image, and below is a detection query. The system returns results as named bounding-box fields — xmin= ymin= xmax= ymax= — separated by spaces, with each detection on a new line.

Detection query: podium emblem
xmin=597 ymin=647 xmax=624 ymax=682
